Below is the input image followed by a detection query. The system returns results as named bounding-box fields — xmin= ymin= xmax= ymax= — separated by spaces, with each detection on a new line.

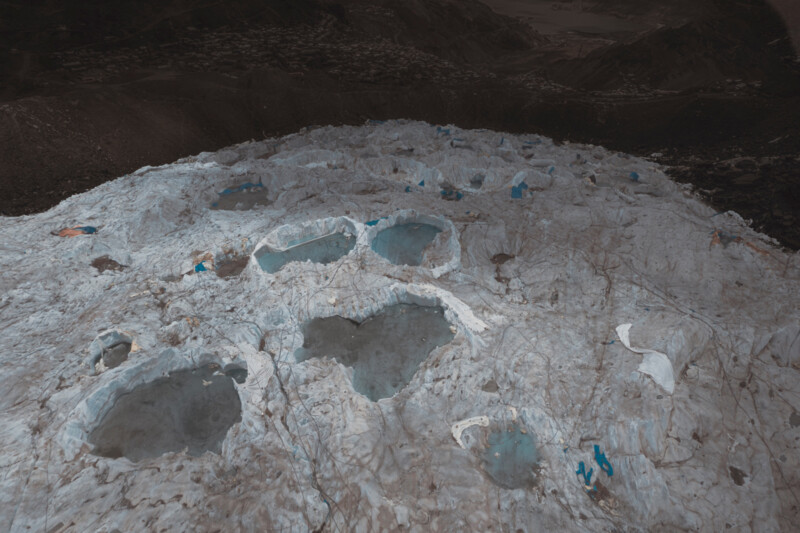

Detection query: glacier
xmin=0 ymin=120 xmax=798 ymax=532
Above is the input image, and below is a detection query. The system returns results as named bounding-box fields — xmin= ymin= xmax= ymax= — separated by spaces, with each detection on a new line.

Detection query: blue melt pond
xmin=371 ymin=223 xmax=441 ymax=266
xmin=255 ymin=233 xmax=356 ymax=273
xmin=482 ymin=424 xmax=539 ymax=489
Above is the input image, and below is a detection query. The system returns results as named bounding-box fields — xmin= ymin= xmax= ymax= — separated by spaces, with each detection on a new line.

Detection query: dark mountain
xmin=0 ymin=0 xmax=324 ymax=51
xmin=0 ymin=0 xmax=797 ymax=247
xmin=341 ymin=0 xmax=541 ymax=64
xmin=0 ymin=0 xmax=541 ymax=97
xmin=0 ymin=0 xmax=327 ymax=89
xmin=552 ymin=0 xmax=799 ymax=92
xmin=584 ymin=0 xmax=706 ymax=19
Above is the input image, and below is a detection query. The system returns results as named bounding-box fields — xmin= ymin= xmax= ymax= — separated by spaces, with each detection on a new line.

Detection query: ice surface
xmin=88 ymin=364 xmax=242 ymax=461
xmin=1 ymin=120 xmax=799 ymax=532
xmin=371 ymin=222 xmax=441 ymax=266
xmin=482 ymin=424 xmax=539 ymax=489
xmin=295 ymin=304 xmax=454 ymax=401
xmin=255 ymin=232 xmax=356 ymax=273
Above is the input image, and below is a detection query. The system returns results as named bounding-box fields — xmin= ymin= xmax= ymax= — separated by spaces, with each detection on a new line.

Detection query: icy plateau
xmin=1 ymin=121 xmax=798 ymax=532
